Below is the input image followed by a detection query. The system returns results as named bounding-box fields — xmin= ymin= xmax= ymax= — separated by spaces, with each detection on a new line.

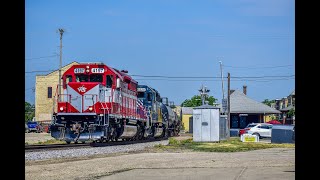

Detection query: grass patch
xmin=156 ymin=137 xmax=294 ymax=152
xmin=35 ymin=139 xmax=66 ymax=145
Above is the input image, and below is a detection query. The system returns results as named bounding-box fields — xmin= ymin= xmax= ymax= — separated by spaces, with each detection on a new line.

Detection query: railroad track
xmin=25 ymin=143 xmax=90 ymax=152
xmin=25 ymin=137 xmax=169 ymax=152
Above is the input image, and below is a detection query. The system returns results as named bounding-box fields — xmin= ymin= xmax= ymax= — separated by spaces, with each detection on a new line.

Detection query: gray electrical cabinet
xmin=193 ymin=104 xmax=220 ymax=142
xmin=219 ymin=115 xmax=228 ymax=140
xmin=271 ymin=125 xmax=295 ymax=144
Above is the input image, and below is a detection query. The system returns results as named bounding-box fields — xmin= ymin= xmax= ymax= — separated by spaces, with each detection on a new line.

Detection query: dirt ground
xmin=25 ymin=133 xmax=55 ymax=144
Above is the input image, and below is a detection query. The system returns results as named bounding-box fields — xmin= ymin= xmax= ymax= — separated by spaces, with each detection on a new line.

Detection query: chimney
xmin=243 ymin=85 xmax=247 ymax=95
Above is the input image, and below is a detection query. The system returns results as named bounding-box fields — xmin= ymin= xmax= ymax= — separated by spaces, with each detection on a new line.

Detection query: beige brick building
xmin=35 ymin=61 xmax=79 ymax=122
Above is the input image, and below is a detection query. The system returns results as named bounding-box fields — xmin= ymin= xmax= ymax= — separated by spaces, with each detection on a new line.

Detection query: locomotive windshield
xmin=137 ymin=92 xmax=145 ymax=98
xmin=90 ymin=74 xmax=103 ymax=82
xmin=76 ymin=74 xmax=103 ymax=82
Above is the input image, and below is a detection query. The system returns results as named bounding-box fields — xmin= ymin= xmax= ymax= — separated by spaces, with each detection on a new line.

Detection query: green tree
xmin=25 ymin=102 xmax=35 ymax=123
xmin=262 ymin=99 xmax=275 ymax=106
xmin=287 ymin=108 xmax=295 ymax=117
xmin=181 ymin=95 xmax=217 ymax=107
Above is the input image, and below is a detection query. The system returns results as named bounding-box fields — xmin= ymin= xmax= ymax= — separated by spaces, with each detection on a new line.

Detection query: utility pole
xmin=227 ymin=72 xmax=231 ymax=138
xmin=58 ymin=28 xmax=64 ymax=101
xmin=219 ymin=60 xmax=225 ymax=100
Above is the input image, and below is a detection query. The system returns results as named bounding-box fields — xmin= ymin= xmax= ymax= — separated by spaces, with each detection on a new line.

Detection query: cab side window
xmin=106 ymin=75 xmax=113 ymax=88
xmin=63 ymin=75 xmax=72 ymax=88
xmin=147 ymin=93 xmax=152 ymax=101
xmin=66 ymin=75 xmax=72 ymax=83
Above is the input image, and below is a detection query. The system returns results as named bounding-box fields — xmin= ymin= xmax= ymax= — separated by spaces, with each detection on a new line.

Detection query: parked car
xmin=25 ymin=123 xmax=30 ymax=133
xmin=27 ymin=121 xmax=43 ymax=133
xmin=239 ymin=129 xmax=246 ymax=136
xmin=245 ymin=123 xmax=273 ymax=139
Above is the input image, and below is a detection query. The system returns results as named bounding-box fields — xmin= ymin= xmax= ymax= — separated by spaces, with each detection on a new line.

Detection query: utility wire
xmin=223 ymin=64 xmax=294 ymax=69
xmin=130 ymin=75 xmax=222 ymax=78
xmin=25 ymin=55 xmax=58 ymax=60
xmin=130 ymin=74 xmax=294 ymax=79
xmin=135 ymin=77 xmax=294 ymax=82
xmin=25 ymin=71 xmax=295 ymax=80
xmin=25 ymin=70 xmax=57 ymax=74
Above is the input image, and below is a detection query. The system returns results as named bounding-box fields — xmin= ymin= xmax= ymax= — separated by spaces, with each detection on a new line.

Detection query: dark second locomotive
xmin=50 ymin=62 xmax=180 ymax=144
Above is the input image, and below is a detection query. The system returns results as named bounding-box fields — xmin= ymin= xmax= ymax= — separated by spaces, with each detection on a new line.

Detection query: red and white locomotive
xmin=50 ymin=62 xmax=173 ymax=144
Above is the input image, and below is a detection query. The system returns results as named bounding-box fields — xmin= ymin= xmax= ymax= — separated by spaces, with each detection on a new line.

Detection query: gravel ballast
xmin=25 ymin=140 xmax=169 ymax=161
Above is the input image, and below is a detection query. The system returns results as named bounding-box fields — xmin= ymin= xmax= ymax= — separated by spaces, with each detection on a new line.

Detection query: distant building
xmin=35 ymin=61 xmax=79 ymax=122
xmin=180 ymin=107 xmax=193 ymax=132
xmin=228 ymin=89 xmax=281 ymax=129
xmin=172 ymin=105 xmax=181 ymax=117
xmin=268 ymin=90 xmax=295 ymax=124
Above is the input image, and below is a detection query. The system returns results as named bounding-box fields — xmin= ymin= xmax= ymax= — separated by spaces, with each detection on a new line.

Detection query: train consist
xmin=50 ymin=62 xmax=181 ymax=144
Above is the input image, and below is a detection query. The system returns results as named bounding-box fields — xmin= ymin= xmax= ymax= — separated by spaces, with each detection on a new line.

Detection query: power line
xmin=25 ymin=55 xmax=58 ymax=60
xmin=25 ymin=70 xmax=57 ymax=74
xmin=135 ymin=77 xmax=294 ymax=82
xmin=25 ymin=71 xmax=295 ymax=79
xmin=223 ymin=64 xmax=294 ymax=69
xmin=25 ymin=87 xmax=34 ymax=91
xmin=130 ymin=75 xmax=222 ymax=78
xmin=232 ymin=75 xmax=294 ymax=79
xmin=131 ymin=74 xmax=294 ymax=79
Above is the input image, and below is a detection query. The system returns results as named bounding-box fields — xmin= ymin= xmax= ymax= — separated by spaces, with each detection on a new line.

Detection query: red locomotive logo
xmin=77 ymin=85 xmax=87 ymax=93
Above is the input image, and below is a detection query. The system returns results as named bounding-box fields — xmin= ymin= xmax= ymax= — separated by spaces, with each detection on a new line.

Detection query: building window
xmin=231 ymin=116 xmax=239 ymax=128
xmin=48 ymin=87 xmax=52 ymax=98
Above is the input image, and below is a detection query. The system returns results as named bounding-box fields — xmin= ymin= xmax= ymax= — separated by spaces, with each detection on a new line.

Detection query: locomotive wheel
xmin=137 ymin=131 xmax=143 ymax=140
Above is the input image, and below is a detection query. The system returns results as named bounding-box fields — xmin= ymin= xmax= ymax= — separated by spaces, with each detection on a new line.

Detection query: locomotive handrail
xmin=57 ymin=94 xmax=72 ymax=103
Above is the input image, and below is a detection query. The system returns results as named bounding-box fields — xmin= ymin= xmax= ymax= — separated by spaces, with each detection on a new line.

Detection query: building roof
xmin=280 ymin=104 xmax=295 ymax=111
xmin=230 ymin=90 xmax=281 ymax=114
xmin=181 ymin=107 xmax=193 ymax=115
xmin=37 ymin=61 xmax=79 ymax=76
xmin=194 ymin=104 xmax=219 ymax=109
xmin=290 ymin=89 xmax=295 ymax=96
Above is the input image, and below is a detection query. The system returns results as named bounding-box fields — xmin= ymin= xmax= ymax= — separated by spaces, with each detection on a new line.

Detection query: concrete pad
xmin=99 ymin=166 xmax=294 ymax=180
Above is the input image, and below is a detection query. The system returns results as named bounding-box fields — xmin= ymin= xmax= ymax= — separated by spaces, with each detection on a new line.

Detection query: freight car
xmin=50 ymin=62 xmax=180 ymax=144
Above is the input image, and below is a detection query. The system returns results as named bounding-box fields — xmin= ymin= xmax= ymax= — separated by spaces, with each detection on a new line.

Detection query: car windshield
xmin=28 ymin=122 xmax=37 ymax=125
xmin=246 ymin=124 xmax=256 ymax=128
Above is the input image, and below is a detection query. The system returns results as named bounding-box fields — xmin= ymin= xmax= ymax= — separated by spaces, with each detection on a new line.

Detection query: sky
xmin=25 ymin=0 xmax=295 ymax=106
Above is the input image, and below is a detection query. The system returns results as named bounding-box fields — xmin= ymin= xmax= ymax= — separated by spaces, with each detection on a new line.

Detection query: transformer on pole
xmin=199 ymin=85 xmax=210 ymax=105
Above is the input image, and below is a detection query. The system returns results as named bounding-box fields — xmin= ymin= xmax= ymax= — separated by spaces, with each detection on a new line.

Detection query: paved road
xmin=100 ymin=166 xmax=294 ymax=180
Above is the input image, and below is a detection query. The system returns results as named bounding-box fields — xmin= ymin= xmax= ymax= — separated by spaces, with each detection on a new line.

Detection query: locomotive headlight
xmin=89 ymin=106 xmax=93 ymax=111
xmin=86 ymin=66 xmax=90 ymax=73
xmin=60 ymin=107 xmax=64 ymax=111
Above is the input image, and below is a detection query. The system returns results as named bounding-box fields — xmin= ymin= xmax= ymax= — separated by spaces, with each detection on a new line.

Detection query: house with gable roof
xmin=229 ymin=89 xmax=281 ymax=129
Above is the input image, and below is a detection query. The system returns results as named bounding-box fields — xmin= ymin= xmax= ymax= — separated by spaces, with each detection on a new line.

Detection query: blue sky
xmin=25 ymin=0 xmax=295 ymax=106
